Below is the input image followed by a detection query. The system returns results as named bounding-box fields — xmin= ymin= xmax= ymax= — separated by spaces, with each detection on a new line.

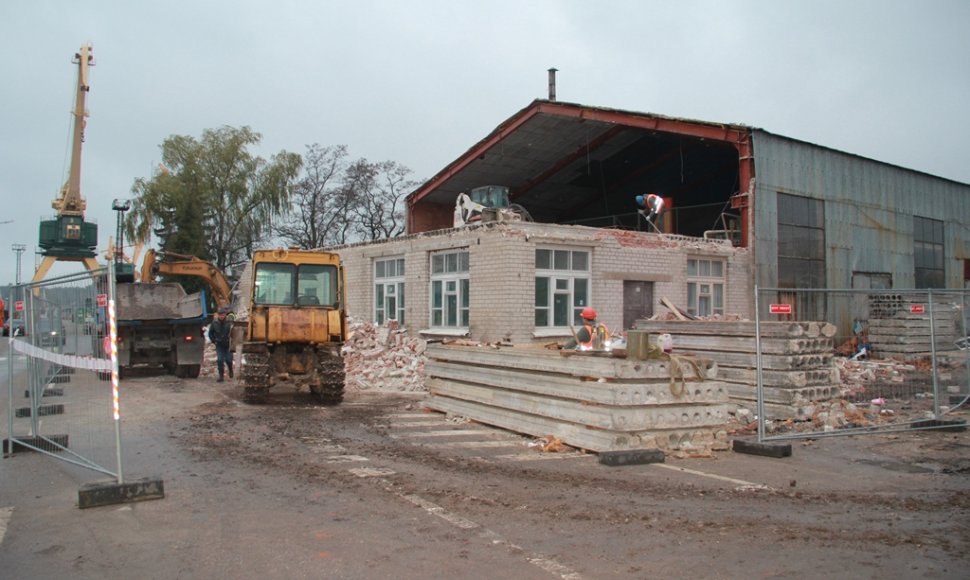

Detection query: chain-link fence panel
xmin=3 ymin=267 xmax=122 ymax=479
xmin=754 ymin=287 xmax=969 ymax=442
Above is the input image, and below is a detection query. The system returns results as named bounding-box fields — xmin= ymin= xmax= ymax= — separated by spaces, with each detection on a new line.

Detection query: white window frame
xmin=687 ymin=258 xmax=725 ymax=317
xmin=428 ymin=250 xmax=469 ymax=333
xmin=534 ymin=247 xmax=591 ymax=336
xmin=374 ymin=257 xmax=405 ymax=325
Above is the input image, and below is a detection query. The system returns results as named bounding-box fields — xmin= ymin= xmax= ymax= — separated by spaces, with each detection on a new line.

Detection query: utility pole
xmin=12 ymin=244 xmax=26 ymax=284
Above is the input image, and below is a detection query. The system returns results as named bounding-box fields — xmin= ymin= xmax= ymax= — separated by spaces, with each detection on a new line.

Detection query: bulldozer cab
xmin=253 ymin=262 xmax=339 ymax=307
xmin=469 ymin=185 xmax=510 ymax=209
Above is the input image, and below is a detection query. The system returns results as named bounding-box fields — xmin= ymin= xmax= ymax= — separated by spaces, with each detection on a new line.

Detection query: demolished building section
xmin=336 ymin=221 xmax=751 ymax=346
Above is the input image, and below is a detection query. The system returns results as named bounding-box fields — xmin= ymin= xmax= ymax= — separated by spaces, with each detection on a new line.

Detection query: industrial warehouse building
xmin=335 ymin=99 xmax=970 ymax=343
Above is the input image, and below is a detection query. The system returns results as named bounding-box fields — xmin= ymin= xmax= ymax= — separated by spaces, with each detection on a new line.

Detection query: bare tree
xmin=348 ymin=159 xmax=416 ymax=241
xmin=274 ymin=144 xmax=358 ymax=249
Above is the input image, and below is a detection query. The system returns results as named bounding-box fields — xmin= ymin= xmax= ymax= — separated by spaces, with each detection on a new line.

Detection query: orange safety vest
xmin=579 ymin=322 xmax=609 ymax=348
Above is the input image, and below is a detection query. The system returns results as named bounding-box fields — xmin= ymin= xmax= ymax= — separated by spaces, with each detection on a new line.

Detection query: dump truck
xmin=238 ymin=248 xmax=347 ymax=404
xmin=115 ymin=282 xmax=207 ymax=378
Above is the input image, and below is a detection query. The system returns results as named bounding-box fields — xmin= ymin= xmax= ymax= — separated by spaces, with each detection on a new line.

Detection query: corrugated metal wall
xmin=751 ymin=130 xmax=970 ymax=290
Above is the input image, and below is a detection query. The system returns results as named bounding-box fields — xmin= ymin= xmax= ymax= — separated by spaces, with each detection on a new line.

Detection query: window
xmin=535 ymin=248 xmax=591 ymax=329
xmin=375 ymin=257 xmax=405 ymax=325
xmin=687 ymin=258 xmax=724 ymax=317
xmin=777 ymin=193 xmax=825 ymax=288
xmin=254 ymin=263 xmax=339 ymax=307
xmin=430 ymin=250 xmax=469 ymax=329
xmin=914 ymin=216 xmax=944 ymax=288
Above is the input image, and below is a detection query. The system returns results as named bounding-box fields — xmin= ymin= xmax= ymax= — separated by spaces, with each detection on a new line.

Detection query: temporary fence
xmin=3 ymin=264 xmax=125 ymax=481
xmin=754 ymin=287 xmax=970 ymax=442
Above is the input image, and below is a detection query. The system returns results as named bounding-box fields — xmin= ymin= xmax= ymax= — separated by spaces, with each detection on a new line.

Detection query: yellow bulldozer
xmin=238 ymin=248 xmax=347 ymax=404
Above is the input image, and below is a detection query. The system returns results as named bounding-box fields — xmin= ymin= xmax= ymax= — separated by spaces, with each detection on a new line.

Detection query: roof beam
xmin=535 ymin=101 xmax=749 ymax=144
xmin=513 ymin=125 xmax=625 ymax=199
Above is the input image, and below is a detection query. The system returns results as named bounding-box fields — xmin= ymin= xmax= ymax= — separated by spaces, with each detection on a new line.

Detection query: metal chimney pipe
xmin=547 ymin=68 xmax=558 ymax=101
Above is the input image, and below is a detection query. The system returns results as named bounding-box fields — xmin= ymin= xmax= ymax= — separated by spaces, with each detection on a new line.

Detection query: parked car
xmin=3 ymin=318 xmax=26 ymax=337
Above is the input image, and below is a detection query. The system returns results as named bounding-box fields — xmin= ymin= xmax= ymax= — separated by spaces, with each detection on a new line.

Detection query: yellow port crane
xmin=33 ymin=44 xmax=100 ymax=283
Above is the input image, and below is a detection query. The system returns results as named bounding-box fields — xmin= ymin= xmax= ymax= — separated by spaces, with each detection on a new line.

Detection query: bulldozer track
xmin=241 ymin=345 xmax=270 ymax=404
xmin=310 ymin=346 xmax=345 ymax=405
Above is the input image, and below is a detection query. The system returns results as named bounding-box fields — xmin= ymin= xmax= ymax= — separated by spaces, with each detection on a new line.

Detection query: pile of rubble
xmin=834 ymin=357 xmax=916 ymax=397
xmin=342 ymin=319 xmax=428 ymax=392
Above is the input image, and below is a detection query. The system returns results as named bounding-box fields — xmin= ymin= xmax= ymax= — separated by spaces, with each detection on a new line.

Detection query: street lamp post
xmin=12 ymin=243 xmax=25 ymax=285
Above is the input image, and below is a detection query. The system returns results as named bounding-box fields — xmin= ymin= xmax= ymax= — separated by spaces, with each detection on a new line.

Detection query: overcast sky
xmin=2 ymin=0 xmax=968 ymax=286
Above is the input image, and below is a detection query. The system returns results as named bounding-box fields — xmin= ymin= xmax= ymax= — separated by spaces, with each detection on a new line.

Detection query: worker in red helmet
xmin=635 ymin=193 xmax=665 ymax=231
xmin=565 ymin=306 xmax=610 ymax=350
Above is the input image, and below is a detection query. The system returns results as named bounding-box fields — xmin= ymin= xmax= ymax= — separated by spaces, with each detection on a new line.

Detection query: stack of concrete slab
xmin=866 ymin=293 xmax=963 ymax=358
xmin=423 ymin=344 xmax=731 ymax=455
xmin=635 ymin=320 xmax=841 ymax=418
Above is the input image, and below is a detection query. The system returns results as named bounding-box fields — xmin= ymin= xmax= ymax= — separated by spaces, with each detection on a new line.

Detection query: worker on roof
xmin=564 ymin=307 xmax=610 ymax=350
xmin=208 ymin=305 xmax=234 ymax=382
xmin=635 ymin=194 xmax=665 ymax=231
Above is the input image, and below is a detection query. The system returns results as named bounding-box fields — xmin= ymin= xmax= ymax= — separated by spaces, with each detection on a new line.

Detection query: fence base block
xmin=78 ymin=476 xmax=165 ymax=509
xmin=2 ymin=434 xmax=70 ymax=454
xmin=598 ymin=449 xmax=665 ymax=467
xmin=24 ymin=388 xmax=65 ymax=398
xmin=948 ymin=394 xmax=969 ymax=406
xmin=732 ymin=439 xmax=793 ymax=458
xmin=911 ymin=418 xmax=967 ymax=432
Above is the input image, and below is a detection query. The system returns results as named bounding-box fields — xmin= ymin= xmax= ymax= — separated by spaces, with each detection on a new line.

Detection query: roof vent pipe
xmin=547 ymin=68 xmax=558 ymax=101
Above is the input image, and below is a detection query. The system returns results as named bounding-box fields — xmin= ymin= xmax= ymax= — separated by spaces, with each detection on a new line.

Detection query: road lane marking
xmin=0 ymin=507 xmax=12 ymax=545
xmin=389 ymin=428 xmax=502 ymax=439
xmin=325 ymin=455 xmax=369 ymax=463
xmin=491 ymin=452 xmax=593 ymax=462
xmin=388 ymin=485 xmax=583 ymax=579
xmin=347 ymin=467 xmax=396 ymax=477
xmin=651 ymin=463 xmax=771 ymax=490
xmin=421 ymin=440 xmax=525 ymax=449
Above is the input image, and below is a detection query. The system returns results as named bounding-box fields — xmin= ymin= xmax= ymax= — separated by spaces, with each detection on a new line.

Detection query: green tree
xmin=127 ymin=126 xmax=301 ymax=272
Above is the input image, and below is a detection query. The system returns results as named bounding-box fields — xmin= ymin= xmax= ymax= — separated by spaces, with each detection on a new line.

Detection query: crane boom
xmin=33 ymin=44 xmax=100 ymax=283
xmin=53 ymin=44 xmax=93 ymax=216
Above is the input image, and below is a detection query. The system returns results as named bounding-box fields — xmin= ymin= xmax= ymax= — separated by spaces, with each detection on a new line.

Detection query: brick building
xmin=338 ymin=221 xmax=750 ymax=343
xmin=335 ymin=99 xmax=970 ymax=342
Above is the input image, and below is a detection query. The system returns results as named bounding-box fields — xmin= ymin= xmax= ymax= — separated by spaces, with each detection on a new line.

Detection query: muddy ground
xmin=169 ymin=372 xmax=970 ymax=579
xmin=3 ymin=357 xmax=970 ymax=579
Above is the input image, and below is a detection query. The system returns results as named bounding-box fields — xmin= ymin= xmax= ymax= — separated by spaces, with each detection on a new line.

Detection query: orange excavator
xmin=139 ymin=249 xmax=234 ymax=312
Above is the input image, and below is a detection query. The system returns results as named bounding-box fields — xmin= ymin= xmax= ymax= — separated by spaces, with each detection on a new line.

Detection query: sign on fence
xmin=769 ymin=303 xmax=792 ymax=314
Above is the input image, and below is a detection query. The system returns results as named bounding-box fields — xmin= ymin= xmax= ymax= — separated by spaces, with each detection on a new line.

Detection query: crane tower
xmin=33 ymin=44 xmax=100 ymax=283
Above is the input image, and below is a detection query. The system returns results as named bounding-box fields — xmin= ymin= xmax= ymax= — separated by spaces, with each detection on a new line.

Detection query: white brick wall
xmin=335 ymin=223 xmax=752 ymax=344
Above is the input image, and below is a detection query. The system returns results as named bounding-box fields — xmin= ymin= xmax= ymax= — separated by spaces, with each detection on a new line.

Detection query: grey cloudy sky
xmin=2 ymin=0 xmax=968 ymax=286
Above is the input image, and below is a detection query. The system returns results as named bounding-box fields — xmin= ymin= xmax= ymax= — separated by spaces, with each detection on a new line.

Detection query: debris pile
xmin=342 ymin=319 xmax=428 ymax=392
xmin=834 ymin=357 xmax=916 ymax=397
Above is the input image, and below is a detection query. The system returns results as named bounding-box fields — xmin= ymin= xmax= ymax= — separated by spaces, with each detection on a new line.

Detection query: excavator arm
xmin=141 ymin=249 xmax=234 ymax=309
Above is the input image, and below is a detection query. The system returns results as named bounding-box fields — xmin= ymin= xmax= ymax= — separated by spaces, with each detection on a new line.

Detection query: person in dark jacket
xmin=208 ymin=305 xmax=234 ymax=382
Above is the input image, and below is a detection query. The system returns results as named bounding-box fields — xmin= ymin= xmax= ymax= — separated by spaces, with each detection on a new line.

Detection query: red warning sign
xmin=910 ymin=304 xmax=925 ymax=314
xmin=14 ymin=300 xmax=24 ymax=312
xmin=96 ymin=294 xmax=108 ymax=307
xmin=769 ymin=304 xmax=793 ymax=315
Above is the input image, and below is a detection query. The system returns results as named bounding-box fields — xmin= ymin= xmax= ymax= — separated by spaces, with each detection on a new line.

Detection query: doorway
xmin=623 ymin=281 xmax=654 ymax=330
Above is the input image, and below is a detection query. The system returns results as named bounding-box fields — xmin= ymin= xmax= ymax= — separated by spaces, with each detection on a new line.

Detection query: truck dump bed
xmin=115 ymin=283 xmax=206 ymax=322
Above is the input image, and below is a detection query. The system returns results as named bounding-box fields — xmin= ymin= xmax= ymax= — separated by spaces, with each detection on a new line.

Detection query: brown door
xmin=623 ymin=281 xmax=653 ymax=330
